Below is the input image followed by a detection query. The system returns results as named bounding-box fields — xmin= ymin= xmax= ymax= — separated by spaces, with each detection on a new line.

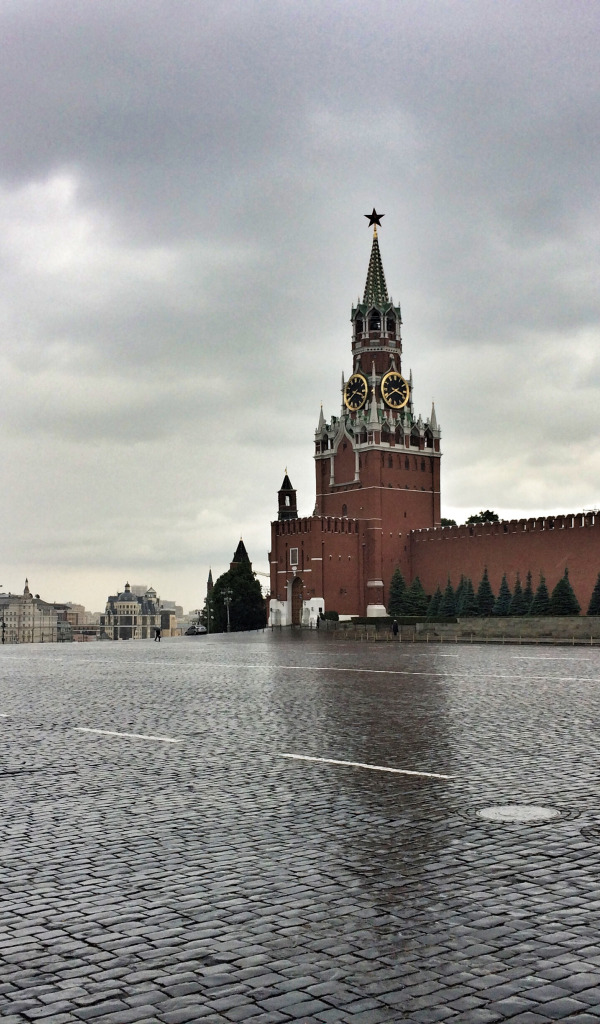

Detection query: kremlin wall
xmin=411 ymin=512 xmax=600 ymax=615
xmin=269 ymin=214 xmax=599 ymax=626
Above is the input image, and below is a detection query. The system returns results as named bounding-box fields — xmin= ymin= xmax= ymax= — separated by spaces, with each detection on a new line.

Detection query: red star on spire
xmin=364 ymin=208 xmax=384 ymax=227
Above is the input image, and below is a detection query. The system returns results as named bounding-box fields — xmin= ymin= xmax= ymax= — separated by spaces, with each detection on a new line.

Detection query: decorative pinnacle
xmin=363 ymin=220 xmax=389 ymax=305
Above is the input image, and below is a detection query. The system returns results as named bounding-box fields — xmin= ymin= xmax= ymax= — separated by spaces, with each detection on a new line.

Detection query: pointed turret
xmin=230 ymin=538 xmax=251 ymax=570
xmin=363 ymin=226 xmax=389 ymax=307
xmin=278 ymin=472 xmax=298 ymax=522
xmin=368 ymin=362 xmax=380 ymax=428
xmin=351 ymin=214 xmax=402 ymax=379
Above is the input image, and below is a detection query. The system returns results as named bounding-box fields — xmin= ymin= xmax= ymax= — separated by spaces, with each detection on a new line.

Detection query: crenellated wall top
xmin=274 ymin=515 xmax=359 ymax=536
xmin=412 ymin=512 xmax=599 ymax=541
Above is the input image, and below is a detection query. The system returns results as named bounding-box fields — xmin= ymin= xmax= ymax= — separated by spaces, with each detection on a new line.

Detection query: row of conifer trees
xmin=387 ymin=567 xmax=600 ymax=618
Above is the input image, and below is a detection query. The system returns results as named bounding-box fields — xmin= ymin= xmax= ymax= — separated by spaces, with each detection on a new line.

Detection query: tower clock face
xmin=344 ymin=373 xmax=368 ymax=411
xmin=381 ymin=370 xmax=410 ymax=409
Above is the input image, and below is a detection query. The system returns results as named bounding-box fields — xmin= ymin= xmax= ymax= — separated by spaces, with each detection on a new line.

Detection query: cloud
xmin=0 ymin=0 xmax=598 ymax=610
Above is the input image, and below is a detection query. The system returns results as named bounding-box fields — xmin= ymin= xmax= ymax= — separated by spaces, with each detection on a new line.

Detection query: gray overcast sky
xmin=1 ymin=0 xmax=599 ymax=612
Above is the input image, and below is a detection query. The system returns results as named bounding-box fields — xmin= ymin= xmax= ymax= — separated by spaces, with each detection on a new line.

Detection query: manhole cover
xmin=477 ymin=804 xmax=561 ymax=823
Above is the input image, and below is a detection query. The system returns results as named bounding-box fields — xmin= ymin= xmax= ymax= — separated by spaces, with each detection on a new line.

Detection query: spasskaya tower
xmin=269 ymin=211 xmax=441 ymax=625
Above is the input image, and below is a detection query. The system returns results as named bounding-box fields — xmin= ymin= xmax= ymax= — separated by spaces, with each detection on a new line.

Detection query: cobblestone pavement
xmin=1 ymin=633 xmax=600 ymax=1023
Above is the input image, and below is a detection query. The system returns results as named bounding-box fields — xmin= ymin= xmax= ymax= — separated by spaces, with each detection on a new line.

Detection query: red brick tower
xmin=269 ymin=212 xmax=441 ymax=623
xmin=313 ymin=210 xmax=441 ymax=615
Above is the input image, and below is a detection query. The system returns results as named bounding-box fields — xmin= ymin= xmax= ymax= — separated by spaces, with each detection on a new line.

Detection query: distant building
xmin=101 ymin=582 xmax=161 ymax=640
xmin=64 ymin=603 xmax=100 ymax=627
xmin=159 ymin=602 xmax=180 ymax=637
xmin=0 ymin=579 xmax=70 ymax=643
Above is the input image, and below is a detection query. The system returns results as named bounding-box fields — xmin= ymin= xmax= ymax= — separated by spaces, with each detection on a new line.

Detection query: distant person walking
xmin=392 ymin=619 xmax=399 ymax=638
xmin=154 ymin=626 xmax=161 ymax=642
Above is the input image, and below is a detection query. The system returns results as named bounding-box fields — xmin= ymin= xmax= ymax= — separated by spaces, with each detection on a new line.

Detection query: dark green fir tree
xmin=439 ymin=578 xmax=456 ymax=617
xmin=454 ymin=575 xmax=466 ymax=614
xmin=405 ymin=576 xmax=428 ymax=617
xmin=211 ymin=552 xmax=267 ymax=633
xmin=522 ymin=570 xmax=534 ymax=612
xmin=476 ymin=567 xmax=495 ymax=617
xmin=426 ymin=585 xmax=443 ymax=619
xmin=587 ymin=573 xmax=600 ymax=615
xmin=508 ymin=573 xmax=528 ymax=616
xmin=493 ymin=574 xmax=512 ymax=615
xmin=387 ymin=568 xmax=408 ymax=617
xmin=458 ymin=577 xmax=478 ymax=617
xmin=548 ymin=568 xmax=581 ymax=616
xmin=530 ymin=574 xmax=550 ymax=616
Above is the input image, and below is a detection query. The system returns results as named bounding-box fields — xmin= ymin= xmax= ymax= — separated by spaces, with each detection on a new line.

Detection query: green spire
xmin=363 ymin=227 xmax=389 ymax=307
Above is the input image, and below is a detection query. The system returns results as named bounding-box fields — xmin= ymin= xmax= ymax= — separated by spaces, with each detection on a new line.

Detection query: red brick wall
xmin=270 ymin=516 xmax=363 ymax=615
xmin=410 ymin=514 xmax=600 ymax=610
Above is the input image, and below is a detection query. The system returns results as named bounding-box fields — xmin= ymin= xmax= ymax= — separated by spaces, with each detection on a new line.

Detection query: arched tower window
xmin=355 ymin=318 xmax=363 ymax=335
xmin=368 ymin=309 xmax=381 ymax=331
xmin=386 ymin=316 xmax=395 ymax=334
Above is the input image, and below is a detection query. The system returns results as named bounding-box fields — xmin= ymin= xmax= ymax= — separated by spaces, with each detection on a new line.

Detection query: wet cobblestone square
xmin=1 ymin=633 xmax=600 ymax=1022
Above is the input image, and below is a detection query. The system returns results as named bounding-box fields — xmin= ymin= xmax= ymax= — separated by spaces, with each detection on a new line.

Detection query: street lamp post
xmin=223 ymin=588 xmax=233 ymax=633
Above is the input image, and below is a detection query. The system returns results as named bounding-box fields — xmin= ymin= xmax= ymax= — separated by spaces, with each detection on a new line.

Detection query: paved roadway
xmin=1 ymin=632 xmax=600 ymax=1023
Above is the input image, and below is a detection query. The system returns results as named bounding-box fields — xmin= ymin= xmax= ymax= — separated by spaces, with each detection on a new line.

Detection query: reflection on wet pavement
xmin=1 ymin=633 xmax=599 ymax=1022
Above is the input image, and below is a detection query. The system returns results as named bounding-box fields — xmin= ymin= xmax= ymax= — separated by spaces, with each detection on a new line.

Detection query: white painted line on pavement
xmin=0 ymin=713 xmax=8 ymax=717
xmin=512 ymin=656 xmax=587 ymax=661
xmin=279 ymin=752 xmax=454 ymax=780
xmin=237 ymin=663 xmax=439 ymax=676
xmin=75 ymin=727 xmax=180 ymax=743
xmin=224 ymin=663 xmax=588 ymax=683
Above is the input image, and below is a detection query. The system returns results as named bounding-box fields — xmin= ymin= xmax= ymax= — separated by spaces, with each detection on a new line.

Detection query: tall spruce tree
xmin=587 ymin=573 xmax=600 ymax=615
xmin=439 ymin=578 xmax=456 ymax=617
xmin=508 ymin=574 xmax=528 ymax=616
xmin=458 ymin=577 xmax=478 ymax=617
xmin=476 ymin=567 xmax=495 ymax=617
xmin=426 ymin=585 xmax=443 ymax=619
xmin=549 ymin=568 xmax=581 ymax=616
xmin=530 ymin=574 xmax=550 ymax=616
xmin=522 ymin=570 xmax=534 ymax=612
xmin=405 ymin=576 xmax=428 ymax=616
xmin=493 ymin=574 xmax=512 ymax=616
xmin=454 ymin=575 xmax=466 ymax=614
xmin=211 ymin=561 xmax=267 ymax=632
xmin=387 ymin=569 xmax=408 ymax=617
